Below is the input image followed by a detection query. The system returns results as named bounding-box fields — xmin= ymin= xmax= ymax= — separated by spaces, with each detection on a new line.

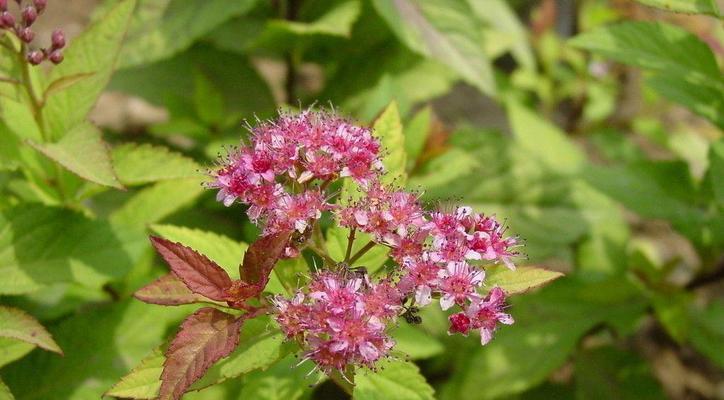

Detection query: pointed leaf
xmin=371 ymin=0 xmax=496 ymax=96
xmin=111 ymin=143 xmax=201 ymax=186
xmin=105 ymin=347 xmax=164 ymax=399
xmin=634 ymin=0 xmax=720 ymax=16
xmin=0 ymin=337 xmax=34 ymax=369
xmin=0 ymin=306 xmax=61 ymax=354
xmin=373 ymin=101 xmax=407 ymax=185
xmin=134 ymin=274 xmax=219 ymax=306
xmin=150 ymin=237 xmax=232 ymax=301
xmin=0 ymin=377 xmax=14 ymax=400
xmin=354 ymin=359 xmax=435 ymax=400
xmin=109 ymin=178 xmax=205 ymax=228
xmin=483 ymin=266 xmax=563 ymax=295
xmin=42 ymin=0 xmax=137 ymax=139
xmin=239 ymin=231 xmax=292 ymax=288
xmin=28 ymin=122 xmax=123 ymax=189
xmin=159 ymin=307 xmax=243 ymax=400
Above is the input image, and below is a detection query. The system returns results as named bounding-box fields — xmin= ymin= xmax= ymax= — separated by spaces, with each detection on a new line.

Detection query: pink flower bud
xmin=50 ymin=29 xmax=64 ymax=49
xmin=0 ymin=11 xmax=15 ymax=28
xmin=17 ymin=27 xmax=34 ymax=43
xmin=48 ymin=49 xmax=63 ymax=64
xmin=32 ymin=0 xmax=46 ymax=13
xmin=0 ymin=0 xmax=7 ymax=12
xmin=26 ymin=50 xmax=43 ymax=65
xmin=21 ymin=6 xmax=37 ymax=26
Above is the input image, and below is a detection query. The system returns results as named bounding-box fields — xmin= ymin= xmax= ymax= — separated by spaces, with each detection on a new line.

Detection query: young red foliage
xmin=134 ymin=274 xmax=218 ymax=306
xmin=239 ymin=231 xmax=292 ymax=288
xmin=150 ymin=237 xmax=232 ymax=302
xmin=159 ymin=307 xmax=244 ymax=400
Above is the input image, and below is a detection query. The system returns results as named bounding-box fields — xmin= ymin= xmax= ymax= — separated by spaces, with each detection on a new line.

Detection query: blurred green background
xmin=0 ymin=0 xmax=722 ymax=399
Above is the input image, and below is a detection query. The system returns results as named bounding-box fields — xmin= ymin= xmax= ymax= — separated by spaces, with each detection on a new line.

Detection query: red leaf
xmin=150 ymin=236 xmax=232 ymax=302
xmin=134 ymin=274 xmax=220 ymax=306
xmin=239 ymin=231 xmax=292 ymax=289
xmin=159 ymin=307 xmax=244 ymax=400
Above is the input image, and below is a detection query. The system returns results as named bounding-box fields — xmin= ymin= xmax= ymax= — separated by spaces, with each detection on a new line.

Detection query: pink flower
xmin=398 ymin=256 xmax=441 ymax=306
xmin=437 ymin=262 xmax=484 ymax=310
xmin=464 ymin=287 xmax=514 ymax=345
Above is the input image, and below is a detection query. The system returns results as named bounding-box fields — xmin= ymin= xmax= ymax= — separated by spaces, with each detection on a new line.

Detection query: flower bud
xmin=0 ymin=11 xmax=15 ymax=28
xmin=17 ymin=27 xmax=34 ymax=43
xmin=32 ymin=0 xmax=46 ymax=13
xmin=0 ymin=0 xmax=7 ymax=12
xmin=51 ymin=29 xmax=64 ymax=49
xmin=48 ymin=49 xmax=63 ymax=64
xmin=22 ymin=6 xmax=37 ymax=26
xmin=26 ymin=50 xmax=43 ymax=65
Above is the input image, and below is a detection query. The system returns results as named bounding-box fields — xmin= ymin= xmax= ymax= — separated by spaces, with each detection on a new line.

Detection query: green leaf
xmin=575 ymin=346 xmax=666 ymax=399
xmin=371 ymin=0 xmax=496 ymax=96
xmin=0 ymin=205 xmax=144 ymax=295
xmin=403 ymin=106 xmax=431 ymax=167
xmin=634 ymin=0 xmax=720 ymax=16
xmin=689 ymin=300 xmax=724 ymax=368
xmin=105 ymin=347 xmax=164 ymax=399
xmin=111 ymin=144 xmax=201 ymax=186
xmin=354 ymin=359 xmax=435 ymax=400
xmin=115 ymin=0 xmax=257 ymax=68
xmin=0 ymin=97 xmax=42 ymax=141
xmin=440 ymin=279 xmax=647 ymax=400
xmin=2 ymin=300 xmax=195 ymax=400
xmin=150 ymin=225 xmax=247 ymax=278
xmin=466 ymin=0 xmax=535 ymax=70
xmin=0 ymin=338 xmax=34 ymax=369
xmin=569 ymin=21 xmax=722 ymax=84
xmin=28 ymin=123 xmax=122 ymax=189
xmin=193 ymin=70 xmax=225 ymax=126
xmin=42 ymin=0 xmax=137 ymax=139
xmin=707 ymin=139 xmax=724 ymax=205
xmin=0 ymin=377 xmax=14 ymax=400
xmin=373 ymin=101 xmax=407 ymax=185
xmin=109 ymin=178 xmax=205 ymax=228
xmin=647 ymin=74 xmax=724 ymax=129
xmin=0 ymin=306 xmax=61 ymax=354
xmin=483 ymin=266 xmax=563 ymax=295
xmin=507 ymin=101 xmax=585 ymax=174
xmin=237 ymin=355 xmax=314 ymax=400
xmin=390 ymin=324 xmax=444 ymax=360
xmin=266 ymin=1 xmax=361 ymax=37
xmin=107 ymin=317 xmax=288 ymax=399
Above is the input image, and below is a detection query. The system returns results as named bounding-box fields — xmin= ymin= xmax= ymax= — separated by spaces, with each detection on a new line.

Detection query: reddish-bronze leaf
xmin=150 ymin=236 xmax=232 ymax=302
xmin=134 ymin=274 xmax=220 ymax=306
xmin=159 ymin=307 xmax=244 ymax=400
xmin=239 ymin=231 xmax=292 ymax=288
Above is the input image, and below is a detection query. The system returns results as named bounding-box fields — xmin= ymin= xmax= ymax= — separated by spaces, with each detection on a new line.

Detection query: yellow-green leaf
xmin=0 ymin=306 xmax=62 ymax=354
xmin=484 ymin=265 xmax=563 ymax=295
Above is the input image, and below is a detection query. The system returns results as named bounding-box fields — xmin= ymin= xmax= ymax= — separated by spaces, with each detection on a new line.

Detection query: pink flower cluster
xmin=272 ymin=272 xmax=401 ymax=373
xmin=209 ymin=110 xmax=382 ymax=236
xmin=209 ymin=109 xmax=522 ymax=374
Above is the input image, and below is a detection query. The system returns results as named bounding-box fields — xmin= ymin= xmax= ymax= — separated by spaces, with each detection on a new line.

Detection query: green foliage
xmin=635 ymin=0 xmax=720 ymax=16
xmin=0 ymin=306 xmax=61 ymax=354
xmin=354 ymin=360 xmax=435 ymax=400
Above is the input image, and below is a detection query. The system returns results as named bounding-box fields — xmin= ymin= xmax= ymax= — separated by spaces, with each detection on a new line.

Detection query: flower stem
xmin=344 ymin=228 xmax=356 ymax=263
xmin=348 ymin=240 xmax=376 ymax=265
xmin=329 ymin=367 xmax=355 ymax=395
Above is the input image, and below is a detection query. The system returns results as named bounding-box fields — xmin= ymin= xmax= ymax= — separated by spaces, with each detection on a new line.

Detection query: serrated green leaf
xmin=440 ymin=279 xmax=647 ymax=400
xmin=28 ymin=123 xmax=122 ymax=189
xmin=647 ymin=74 xmax=724 ymax=129
xmin=569 ymin=21 xmax=722 ymax=83
xmin=106 ymin=317 xmax=289 ymax=399
xmin=237 ymin=355 xmax=314 ymax=400
xmin=105 ymin=348 xmax=164 ymax=399
xmin=111 ymin=143 xmax=201 ymax=186
xmin=0 ymin=205 xmax=145 ymax=295
xmin=371 ymin=0 xmax=495 ymax=96
xmin=0 ymin=306 xmax=61 ymax=354
xmin=1 ymin=300 xmax=195 ymax=400
xmin=634 ymin=0 xmax=720 ymax=16
xmin=42 ymin=0 xmax=137 ymax=139
xmin=109 ymin=178 xmax=205 ymax=228
xmin=391 ymin=324 xmax=444 ymax=360
xmin=115 ymin=0 xmax=257 ymax=68
xmin=267 ymin=0 xmax=361 ymax=37
xmin=484 ymin=266 xmax=563 ymax=295
xmin=507 ymin=101 xmax=585 ymax=174
xmin=373 ymin=102 xmax=407 ymax=185
xmin=0 ymin=377 xmax=14 ymax=400
xmin=403 ymin=106 xmax=431 ymax=167
xmin=354 ymin=359 xmax=435 ymax=400
xmin=0 ymin=338 xmax=34 ymax=369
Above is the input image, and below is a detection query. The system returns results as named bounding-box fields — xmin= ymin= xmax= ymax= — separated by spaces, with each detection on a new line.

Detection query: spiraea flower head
xmin=0 ymin=0 xmax=65 ymax=65
xmin=206 ymin=108 xmax=526 ymax=376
